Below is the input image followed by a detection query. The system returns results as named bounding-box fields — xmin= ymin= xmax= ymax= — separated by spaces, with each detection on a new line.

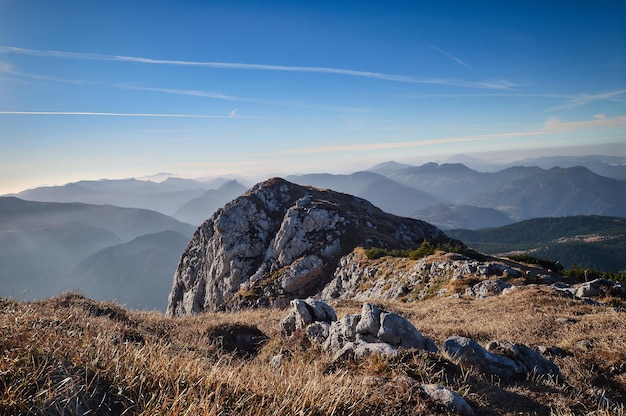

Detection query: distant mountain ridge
xmin=446 ymin=215 xmax=626 ymax=272
xmin=0 ymin=197 xmax=195 ymax=308
xmin=12 ymin=177 xmax=248 ymax=221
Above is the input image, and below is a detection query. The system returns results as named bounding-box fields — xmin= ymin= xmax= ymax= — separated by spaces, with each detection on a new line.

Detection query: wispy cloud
xmin=0 ymin=60 xmax=90 ymax=84
xmin=0 ymin=45 xmax=515 ymax=90
xmin=118 ymin=84 xmax=246 ymax=101
xmin=547 ymin=89 xmax=626 ymax=111
xmin=426 ymin=43 xmax=471 ymax=69
xmin=0 ymin=110 xmax=264 ymax=119
xmin=118 ymin=84 xmax=369 ymax=112
xmin=253 ymin=114 xmax=626 ymax=156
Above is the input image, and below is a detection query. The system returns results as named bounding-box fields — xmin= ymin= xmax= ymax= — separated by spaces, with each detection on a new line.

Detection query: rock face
xmin=167 ymin=178 xmax=458 ymax=315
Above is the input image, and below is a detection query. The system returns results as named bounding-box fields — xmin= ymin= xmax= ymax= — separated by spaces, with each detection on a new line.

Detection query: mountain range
xmin=2 ymin=154 xmax=625 ymax=309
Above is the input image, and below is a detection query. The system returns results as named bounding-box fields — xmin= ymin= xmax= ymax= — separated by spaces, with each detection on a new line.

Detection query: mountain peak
xmin=167 ymin=178 xmax=459 ymax=315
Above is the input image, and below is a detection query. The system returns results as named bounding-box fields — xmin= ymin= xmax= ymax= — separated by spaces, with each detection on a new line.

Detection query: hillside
xmin=1 ymin=279 xmax=624 ymax=415
xmin=72 ymin=230 xmax=191 ymax=311
xmin=447 ymin=216 xmax=626 ymax=272
xmin=173 ymin=180 xmax=248 ymax=225
xmin=0 ymin=197 xmax=194 ymax=304
xmin=412 ymin=204 xmax=514 ymax=230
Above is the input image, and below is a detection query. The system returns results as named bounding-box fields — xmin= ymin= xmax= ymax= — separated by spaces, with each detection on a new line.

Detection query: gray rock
xmin=270 ymin=353 xmax=284 ymax=369
xmin=333 ymin=340 xmax=398 ymax=361
xmin=303 ymin=297 xmax=337 ymax=322
xmin=444 ymin=336 xmax=527 ymax=379
xmin=485 ymin=340 xmax=562 ymax=379
xmin=420 ymin=384 xmax=474 ymax=415
xmin=355 ymin=302 xmax=382 ymax=337
xmin=378 ymin=311 xmax=438 ymax=352
xmin=305 ymin=321 xmax=331 ymax=344
xmin=444 ymin=336 xmax=561 ymax=380
xmin=465 ymin=279 xmax=512 ymax=299
xmin=323 ymin=314 xmax=360 ymax=352
xmin=280 ymin=298 xmax=336 ymax=337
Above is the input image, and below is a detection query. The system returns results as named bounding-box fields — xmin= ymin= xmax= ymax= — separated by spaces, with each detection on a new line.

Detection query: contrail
xmin=0 ymin=45 xmax=514 ymax=89
xmin=426 ymin=43 xmax=472 ymax=69
xmin=0 ymin=110 xmax=262 ymax=118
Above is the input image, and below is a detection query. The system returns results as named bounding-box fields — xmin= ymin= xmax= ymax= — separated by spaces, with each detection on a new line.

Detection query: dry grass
xmin=1 ymin=290 xmax=625 ymax=415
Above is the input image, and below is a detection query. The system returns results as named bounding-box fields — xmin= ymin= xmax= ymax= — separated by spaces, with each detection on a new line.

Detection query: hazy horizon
xmin=2 ymin=2 xmax=625 ymax=195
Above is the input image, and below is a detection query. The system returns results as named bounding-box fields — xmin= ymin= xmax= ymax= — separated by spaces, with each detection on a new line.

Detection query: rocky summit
xmin=167 ymin=177 xmax=460 ymax=315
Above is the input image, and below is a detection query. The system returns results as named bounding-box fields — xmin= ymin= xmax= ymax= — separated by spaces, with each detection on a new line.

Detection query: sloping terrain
xmin=173 ymin=180 xmax=248 ymax=225
xmin=0 ymin=197 xmax=194 ymax=304
xmin=447 ymin=216 xmax=626 ymax=272
xmin=412 ymin=204 xmax=514 ymax=229
xmin=1 ymin=282 xmax=623 ymax=415
xmin=72 ymin=230 xmax=190 ymax=311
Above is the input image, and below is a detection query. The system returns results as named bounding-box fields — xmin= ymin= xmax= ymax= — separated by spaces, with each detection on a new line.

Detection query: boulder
xmin=444 ymin=336 xmax=561 ymax=380
xmin=333 ymin=340 xmax=398 ymax=361
xmin=280 ymin=299 xmax=438 ymax=359
xmin=419 ymin=384 xmax=474 ymax=416
xmin=465 ymin=279 xmax=512 ymax=299
xmin=485 ymin=340 xmax=562 ymax=379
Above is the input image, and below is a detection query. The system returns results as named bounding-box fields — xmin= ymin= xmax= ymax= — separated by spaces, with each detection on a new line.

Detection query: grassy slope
xmin=446 ymin=216 xmax=626 ymax=272
xmin=1 ymin=290 xmax=624 ymax=416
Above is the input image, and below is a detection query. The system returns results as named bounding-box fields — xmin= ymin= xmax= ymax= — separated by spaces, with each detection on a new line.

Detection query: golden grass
xmin=1 ymin=290 xmax=624 ymax=415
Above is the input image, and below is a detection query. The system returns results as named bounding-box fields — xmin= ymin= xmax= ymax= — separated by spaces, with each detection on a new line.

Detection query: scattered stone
xmin=465 ymin=279 xmax=512 ymax=299
xmin=270 ymin=353 xmax=284 ymax=369
xmin=576 ymin=339 xmax=594 ymax=350
xmin=281 ymin=299 xmax=438 ymax=360
xmin=419 ymin=384 xmax=474 ymax=416
xmin=485 ymin=340 xmax=562 ymax=379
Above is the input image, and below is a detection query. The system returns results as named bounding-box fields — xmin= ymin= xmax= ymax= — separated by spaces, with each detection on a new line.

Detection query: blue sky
xmin=1 ymin=1 xmax=625 ymax=193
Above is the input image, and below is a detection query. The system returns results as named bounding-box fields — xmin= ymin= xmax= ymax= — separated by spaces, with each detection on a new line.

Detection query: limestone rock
xmin=320 ymin=249 xmax=525 ymax=303
xmin=167 ymin=178 xmax=458 ymax=315
xmin=333 ymin=340 xmax=398 ymax=361
xmin=444 ymin=336 xmax=561 ymax=380
xmin=281 ymin=299 xmax=438 ymax=359
xmin=465 ymin=279 xmax=512 ymax=299
xmin=419 ymin=384 xmax=474 ymax=416
xmin=485 ymin=340 xmax=562 ymax=379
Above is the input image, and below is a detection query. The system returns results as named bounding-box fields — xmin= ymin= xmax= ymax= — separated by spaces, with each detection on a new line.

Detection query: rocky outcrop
xmin=280 ymin=299 xmax=438 ymax=360
xmin=321 ymin=249 xmax=522 ymax=302
xmin=167 ymin=178 xmax=458 ymax=315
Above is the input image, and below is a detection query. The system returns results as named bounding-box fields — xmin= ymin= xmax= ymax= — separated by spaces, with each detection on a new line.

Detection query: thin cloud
xmin=547 ymin=88 xmax=626 ymax=111
xmin=118 ymin=84 xmax=369 ymax=112
xmin=426 ymin=43 xmax=471 ymax=69
xmin=118 ymin=84 xmax=246 ymax=101
xmin=0 ymin=45 xmax=515 ymax=90
xmin=254 ymin=114 xmax=626 ymax=156
xmin=0 ymin=110 xmax=265 ymax=119
xmin=0 ymin=60 xmax=90 ymax=85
